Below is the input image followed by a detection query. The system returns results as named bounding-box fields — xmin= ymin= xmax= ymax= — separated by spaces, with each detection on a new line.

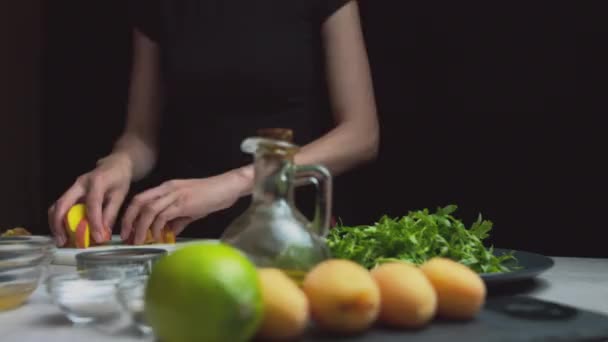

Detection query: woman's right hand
xmin=48 ymin=153 xmax=133 ymax=247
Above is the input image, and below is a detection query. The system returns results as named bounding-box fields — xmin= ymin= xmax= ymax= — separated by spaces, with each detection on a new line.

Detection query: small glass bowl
xmin=76 ymin=248 xmax=167 ymax=277
xmin=0 ymin=264 xmax=44 ymax=311
xmin=0 ymin=237 xmax=50 ymax=267
xmin=80 ymin=263 xmax=149 ymax=281
xmin=0 ymin=238 xmax=51 ymax=311
xmin=116 ymin=275 xmax=151 ymax=335
xmin=46 ymin=269 xmax=125 ymax=324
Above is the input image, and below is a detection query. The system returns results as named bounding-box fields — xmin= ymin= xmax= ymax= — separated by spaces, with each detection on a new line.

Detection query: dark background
xmin=1 ymin=1 xmax=604 ymax=257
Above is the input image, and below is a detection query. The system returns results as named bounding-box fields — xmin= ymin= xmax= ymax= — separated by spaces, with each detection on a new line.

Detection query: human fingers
xmin=132 ymin=193 xmax=178 ymax=245
xmin=169 ymin=217 xmax=192 ymax=237
xmin=102 ymin=189 xmax=127 ymax=233
xmin=85 ymin=174 xmax=108 ymax=243
xmin=150 ymin=203 xmax=182 ymax=242
xmin=120 ymin=182 xmax=174 ymax=241
xmin=50 ymin=180 xmax=86 ymax=246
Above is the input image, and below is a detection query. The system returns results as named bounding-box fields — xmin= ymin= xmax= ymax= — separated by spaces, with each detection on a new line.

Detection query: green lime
xmin=145 ymin=242 xmax=263 ymax=342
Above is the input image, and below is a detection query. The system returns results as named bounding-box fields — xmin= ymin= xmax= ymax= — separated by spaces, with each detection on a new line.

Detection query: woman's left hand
xmin=120 ymin=174 xmax=242 ymax=244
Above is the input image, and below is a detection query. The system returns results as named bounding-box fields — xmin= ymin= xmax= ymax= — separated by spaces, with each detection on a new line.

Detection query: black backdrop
xmin=39 ymin=1 xmax=604 ymax=257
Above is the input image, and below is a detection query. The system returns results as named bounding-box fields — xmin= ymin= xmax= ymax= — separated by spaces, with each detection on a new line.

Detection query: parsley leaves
xmin=327 ymin=205 xmax=518 ymax=274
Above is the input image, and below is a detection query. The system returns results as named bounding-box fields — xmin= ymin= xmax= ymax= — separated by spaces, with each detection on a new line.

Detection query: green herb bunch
xmin=327 ymin=205 xmax=518 ymax=274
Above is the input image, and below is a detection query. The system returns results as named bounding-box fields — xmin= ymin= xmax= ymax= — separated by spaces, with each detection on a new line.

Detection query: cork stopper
xmin=241 ymin=128 xmax=298 ymax=155
xmin=257 ymin=128 xmax=294 ymax=143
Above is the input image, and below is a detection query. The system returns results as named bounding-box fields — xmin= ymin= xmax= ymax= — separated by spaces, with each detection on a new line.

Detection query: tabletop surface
xmin=1 ymin=256 xmax=607 ymax=342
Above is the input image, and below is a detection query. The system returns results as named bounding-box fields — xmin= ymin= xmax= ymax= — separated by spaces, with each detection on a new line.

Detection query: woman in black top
xmin=49 ymin=0 xmax=379 ymax=246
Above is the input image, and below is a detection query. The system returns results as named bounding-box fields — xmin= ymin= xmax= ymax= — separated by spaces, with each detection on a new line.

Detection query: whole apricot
xmin=302 ymin=259 xmax=380 ymax=334
xmin=256 ymin=268 xmax=309 ymax=340
xmin=371 ymin=262 xmax=437 ymax=328
xmin=420 ymin=257 xmax=486 ymax=320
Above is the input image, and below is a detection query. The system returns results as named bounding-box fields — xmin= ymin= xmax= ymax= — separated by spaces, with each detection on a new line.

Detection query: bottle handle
xmin=294 ymin=165 xmax=333 ymax=238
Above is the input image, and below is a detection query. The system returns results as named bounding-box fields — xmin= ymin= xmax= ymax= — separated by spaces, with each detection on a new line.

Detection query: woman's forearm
xmin=295 ymin=121 xmax=379 ymax=176
xmin=100 ymin=30 xmax=162 ymax=182
xmin=102 ymin=132 xmax=158 ymax=182
xmin=226 ymin=121 xmax=380 ymax=198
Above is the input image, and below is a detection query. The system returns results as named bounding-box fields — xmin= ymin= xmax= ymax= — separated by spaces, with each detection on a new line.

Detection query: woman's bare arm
xmin=229 ymin=1 xmax=379 ymax=196
xmin=296 ymin=0 xmax=379 ymax=171
xmin=49 ymin=29 xmax=163 ymax=244
xmin=108 ymin=29 xmax=163 ymax=181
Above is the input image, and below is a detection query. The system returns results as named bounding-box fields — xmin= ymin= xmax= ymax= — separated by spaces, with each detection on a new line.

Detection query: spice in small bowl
xmin=47 ymin=268 xmax=124 ymax=324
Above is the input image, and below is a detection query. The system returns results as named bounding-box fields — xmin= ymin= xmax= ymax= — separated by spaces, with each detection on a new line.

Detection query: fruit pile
xmin=257 ymin=257 xmax=486 ymax=340
xmin=144 ymin=243 xmax=486 ymax=342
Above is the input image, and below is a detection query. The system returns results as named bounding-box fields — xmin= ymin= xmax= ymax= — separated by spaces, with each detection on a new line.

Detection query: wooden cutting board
xmin=52 ymin=235 xmax=211 ymax=266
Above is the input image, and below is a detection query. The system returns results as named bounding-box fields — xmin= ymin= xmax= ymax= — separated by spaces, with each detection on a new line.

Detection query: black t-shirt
xmin=128 ymin=0 xmax=352 ymax=238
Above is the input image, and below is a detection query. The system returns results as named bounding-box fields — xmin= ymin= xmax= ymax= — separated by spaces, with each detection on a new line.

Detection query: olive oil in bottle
xmin=220 ymin=128 xmax=333 ymax=282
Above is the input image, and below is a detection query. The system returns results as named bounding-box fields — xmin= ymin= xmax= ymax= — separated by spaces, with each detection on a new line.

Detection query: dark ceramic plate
xmin=480 ymin=248 xmax=554 ymax=285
